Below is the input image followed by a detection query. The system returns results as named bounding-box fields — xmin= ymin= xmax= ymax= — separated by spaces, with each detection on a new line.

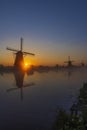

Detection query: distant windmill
xmin=6 ymin=38 xmax=35 ymax=69
xmin=81 ymin=62 xmax=85 ymax=67
xmin=64 ymin=56 xmax=74 ymax=67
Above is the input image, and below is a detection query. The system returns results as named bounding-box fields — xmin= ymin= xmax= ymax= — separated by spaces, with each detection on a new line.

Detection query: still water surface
xmin=0 ymin=68 xmax=87 ymax=130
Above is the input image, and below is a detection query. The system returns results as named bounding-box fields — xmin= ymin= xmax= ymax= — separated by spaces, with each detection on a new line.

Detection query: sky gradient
xmin=0 ymin=0 xmax=87 ymax=66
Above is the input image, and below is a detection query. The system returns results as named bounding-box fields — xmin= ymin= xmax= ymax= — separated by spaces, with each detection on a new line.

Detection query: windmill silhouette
xmin=6 ymin=38 xmax=35 ymax=69
xmin=64 ymin=56 xmax=74 ymax=67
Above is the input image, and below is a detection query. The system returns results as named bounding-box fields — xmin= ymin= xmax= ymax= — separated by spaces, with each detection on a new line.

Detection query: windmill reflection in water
xmin=7 ymin=69 xmax=34 ymax=101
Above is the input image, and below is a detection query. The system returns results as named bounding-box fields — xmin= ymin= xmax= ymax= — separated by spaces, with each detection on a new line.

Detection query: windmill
xmin=64 ymin=56 xmax=75 ymax=67
xmin=6 ymin=38 xmax=35 ymax=69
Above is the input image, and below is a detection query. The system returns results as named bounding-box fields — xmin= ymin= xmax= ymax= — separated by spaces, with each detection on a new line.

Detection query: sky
xmin=0 ymin=0 xmax=87 ymax=66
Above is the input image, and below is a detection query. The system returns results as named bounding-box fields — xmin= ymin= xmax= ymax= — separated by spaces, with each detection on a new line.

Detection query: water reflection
xmin=0 ymin=67 xmax=87 ymax=129
xmin=7 ymin=70 xmax=34 ymax=101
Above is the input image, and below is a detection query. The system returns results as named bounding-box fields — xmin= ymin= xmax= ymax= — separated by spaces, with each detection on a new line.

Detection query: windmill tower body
xmin=14 ymin=51 xmax=24 ymax=68
xmin=68 ymin=60 xmax=72 ymax=67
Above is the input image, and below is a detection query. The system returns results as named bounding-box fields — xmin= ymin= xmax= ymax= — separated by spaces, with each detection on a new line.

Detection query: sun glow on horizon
xmin=25 ymin=63 xmax=28 ymax=66
xmin=24 ymin=59 xmax=34 ymax=70
xmin=24 ymin=62 xmax=30 ymax=68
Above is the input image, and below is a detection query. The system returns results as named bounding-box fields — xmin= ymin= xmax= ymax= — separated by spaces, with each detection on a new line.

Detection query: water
xmin=0 ymin=68 xmax=87 ymax=130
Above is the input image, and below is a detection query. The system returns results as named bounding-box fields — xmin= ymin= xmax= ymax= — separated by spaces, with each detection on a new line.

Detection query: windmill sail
xmin=20 ymin=37 xmax=23 ymax=51
xmin=6 ymin=47 xmax=19 ymax=52
xmin=23 ymin=51 xmax=35 ymax=55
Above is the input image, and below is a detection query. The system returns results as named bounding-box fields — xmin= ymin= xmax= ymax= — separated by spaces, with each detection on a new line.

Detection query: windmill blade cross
xmin=20 ymin=37 xmax=23 ymax=51
xmin=6 ymin=47 xmax=19 ymax=52
xmin=64 ymin=60 xmax=75 ymax=63
xmin=7 ymin=87 xmax=19 ymax=92
xmin=23 ymin=83 xmax=35 ymax=88
xmin=7 ymin=83 xmax=35 ymax=92
xmin=23 ymin=51 xmax=35 ymax=56
xmin=64 ymin=61 xmax=68 ymax=63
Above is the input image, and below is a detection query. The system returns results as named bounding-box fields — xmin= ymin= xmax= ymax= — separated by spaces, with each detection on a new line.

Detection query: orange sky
xmin=0 ymin=38 xmax=87 ymax=66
